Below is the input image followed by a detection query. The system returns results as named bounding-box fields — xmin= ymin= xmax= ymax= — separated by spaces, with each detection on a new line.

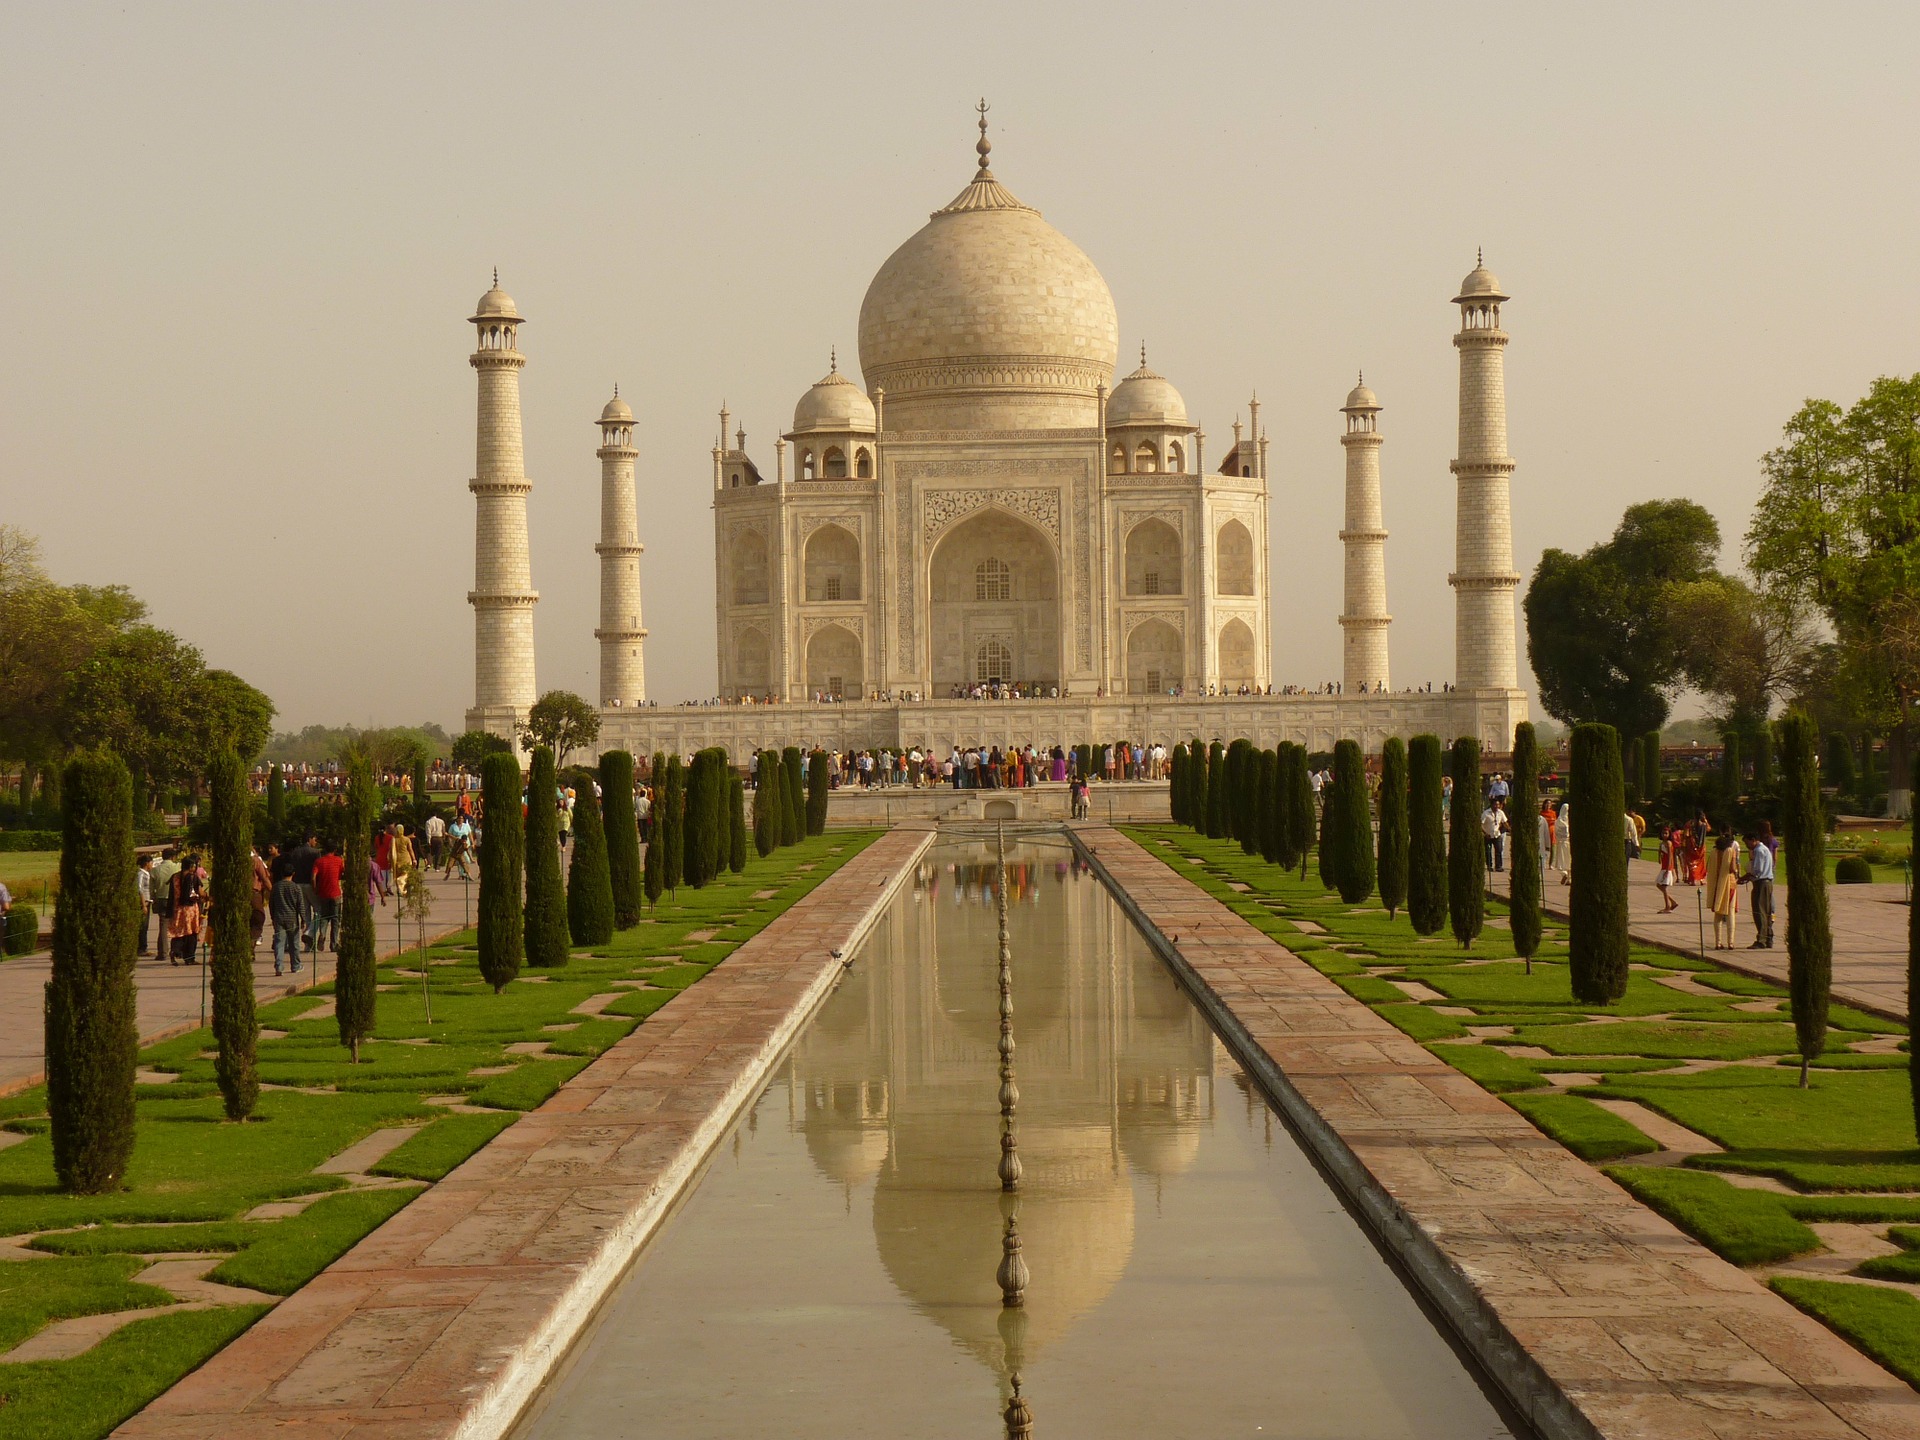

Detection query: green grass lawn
xmin=0 ymin=831 xmax=877 ymax=1437
xmin=0 ymin=852 xmax=59 ymax=907
xmin=1124 ymin=822 xmax=1920 ymax=1387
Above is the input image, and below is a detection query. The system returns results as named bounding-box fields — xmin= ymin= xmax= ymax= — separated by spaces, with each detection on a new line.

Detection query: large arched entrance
xmin=806 ymin=624 xmax=863 ymax=700
xmin=732 ymin=626 xmax=770 ymax=698
xmin=1126 ymin=619 xmax=1183 ymax=695
xmin=1217 ymin=618 xmax=1257 ymax=690
xmin=926 ymin=509 xmax=1061 ymax=691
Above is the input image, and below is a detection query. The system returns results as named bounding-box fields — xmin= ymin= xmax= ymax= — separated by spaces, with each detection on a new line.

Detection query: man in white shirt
xmin=1481 ymin=799 xmax=1507 ymax=872
xmin=136 ymin=856 xmax=154 ymax=955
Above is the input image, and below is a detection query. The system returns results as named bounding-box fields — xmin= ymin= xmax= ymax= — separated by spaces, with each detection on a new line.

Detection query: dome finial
xmin=1477 ymin=245 xmax=1483 ymax=266
xmin=492 ymin=265 xmax=498 ymax=288
xmin=976 ymin=98 xmax=992 ymax=174
xmin=829 ymin=345 xmax=837 ymax=373
xmin=1140 ymin=341 xmax=1147 ymax=367
xmin=613 ymin=382 xmax=618 ymax=398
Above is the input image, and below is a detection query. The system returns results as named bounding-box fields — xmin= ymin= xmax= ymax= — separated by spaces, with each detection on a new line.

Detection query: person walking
xmin=390 ymin=823 xmax=418 ymax=898
xmin=1480 ymin=797 xmax=1506 ymax=873
xmin=149 ymin=847 xmax=180 ymax=957
xmin=425 ymin=810 xmax=447 ymax=870
xmin=249 ymin=843 xmax=273 ymax=953
xmin=136 ymin=853 xmax=155 ymax=956
xmin=1706 ymin=832 xmax=1741 ymax=950
xmin=372 ymin=825 xmax=393 ymax=904
xmin=1656 ymin=826 xmax=1680 ymax=912
xmin=1742 ymin=825 xmax=1777 ymax=949
xmin=1550 ymin=801 xmax=1571 ymax=886
xmin=445 ymin=814 xmax=474 ymax=880
xmin=311 ymin=841 xmax=344 ymax=951
xmin=167 ymin=855 xmax=205 ymax=965
xmin=269 ymin=867 xmax=305 ymax=976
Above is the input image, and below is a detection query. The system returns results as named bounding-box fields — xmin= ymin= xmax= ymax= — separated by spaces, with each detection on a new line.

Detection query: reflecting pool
xmin=517 ymin=841 xmax=1521 ymax=1438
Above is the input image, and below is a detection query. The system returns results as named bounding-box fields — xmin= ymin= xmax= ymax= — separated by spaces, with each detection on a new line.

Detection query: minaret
xmin=594 ymin=388 xmax=647 ymax=707
xmin=466 ymin=273 xmax=538 ymax=739
xmin=1339 ymin=374 xmax=1390 ymax=692
xmin=1449 ymin=252 xmax=1521 ymax=693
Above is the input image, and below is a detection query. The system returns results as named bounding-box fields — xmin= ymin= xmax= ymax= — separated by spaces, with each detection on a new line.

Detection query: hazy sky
xmin=5 ymin=3 xmax=1917 ymax=732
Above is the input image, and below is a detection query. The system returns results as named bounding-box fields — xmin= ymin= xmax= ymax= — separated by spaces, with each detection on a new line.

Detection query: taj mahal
xmin=461 ymin=109 xmax=1528 ymax=761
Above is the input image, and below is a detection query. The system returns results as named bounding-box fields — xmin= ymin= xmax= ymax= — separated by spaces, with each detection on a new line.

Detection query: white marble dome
xmin=1105 ymin=358 xmax=1188 ymax=427
xmin=1342 ymin=378 xmax=1379 ymax=411
xmin=857 ymin=161 xmax=1118 ymax=430
xmin=473 ymin=283 xmax=519 ymax=319
xmin=600 ymin=392 xmax=633 ymax=423
xmin=791 ymin=363 xmax=877 ymax=434
xmin=1456 ymin=257 xmax=1506 ymax=301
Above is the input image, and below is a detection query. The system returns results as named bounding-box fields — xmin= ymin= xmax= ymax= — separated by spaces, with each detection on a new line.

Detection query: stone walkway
xmin=0 ymin=868 xmax=478 ymax=1095
xmin=1081 ymin=824 xmax=1920 ymax=1440
xmin=1492 ymin=855 xmax=1912 ymax=1020
xmin=115 ymin=826 xmax=933 ymax=1440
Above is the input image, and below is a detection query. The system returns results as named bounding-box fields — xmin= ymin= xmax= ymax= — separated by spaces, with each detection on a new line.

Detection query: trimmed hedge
xmin=337 ymin=757 xmax=380 ymax=1050
xmin=599 ymin=750 xmax=643 ymax=929
xmin=1377 ymin=737 xmax=1408 ymax=919
xmin=1836 ymin=855 xmax=1874 ymax=884
xmin=1407 ymin=734 xmax=1447 ymax=936
xmin=0 ymin=831 xmax=62 ymax=852
xmin=1447 ymin=736 xmax=1484 ymax=948
xmin=1328 ymin=740 xmax=1374 ymax=903
xmin=565 ymin=783 xmax=615 ymax=945
xmin=1568 ymin=723 xmax=1628 ymax=1004
xmin=522 ymin=747 xmax=570 ymax=968
xmin=3 ymin=905 xmax=38 ymax=956
xmin=1780 ymin=711 xmax=1830 ymax=1080
xmin=1509 ymin=721 xmax=1543 ymax=970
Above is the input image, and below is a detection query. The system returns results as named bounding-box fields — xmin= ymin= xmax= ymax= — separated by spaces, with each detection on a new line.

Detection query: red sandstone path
xmin=0 ymin=868 xmax=477 ymax=1095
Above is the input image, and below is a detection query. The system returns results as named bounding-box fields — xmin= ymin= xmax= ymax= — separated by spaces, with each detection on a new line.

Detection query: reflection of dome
xmin=791 ymin=362 xmax=877 ymax=435
xmin=858 ymin=147 xmax=1118 ymax=431
xmin=1106 ymin=359 xmax=1188 ymax=428
xmin=803 ymin=1107 xmax=890 ymax=1188
xmin=873 ymin=1121 xmax=1132 ymax=1373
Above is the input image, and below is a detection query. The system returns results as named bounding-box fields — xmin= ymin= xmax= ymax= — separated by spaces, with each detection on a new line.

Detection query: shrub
xmin=337 ymin=757 xmax=380 ymax=1050
xmin=1258 ymin=749 xmax=1281 ymax=864
xmin=475 ymin=751 xmax=524 ymax=994
xmin=1328 ymin=740 xmax=1375 ymax=903
xmin=45 ymin=750 xmax=139 ymax=1194
xmin=1205 ymin=743 xmax=1228 ymax=839
xmin=1407 ymin=735 xmax=1446 ymax=935
xmin=1780 ymin=711 xmax=1830 ymax=1085
xmin=1376 ymin=737 xmax=1408 ymax=919
xmin=1273 ymin=744 xmax=1299 ymax=870
xmin=1509 ymin=722 xmax=1543 ymax=972
xmin=729 ymin=775 xmax=748 ymax=873
xmin=565 ymin=784 xmax=614 ymax=945
xmin=1447 ymin=737 xmax=1484 ymax=948
xmin=3 ymin=904 xmax=37 ymax=956
xmin=522 ymin=747 xmax=570 ymax=969
xmin=659 ymin=755 xmax=685 ymax=894
xmin=1227 ymin=740 xmax=1257 ymax=855
xmin=781 ymin=748 xmax=804 ymax=846
xmin=1835 ymin=855 xmax=1874 ymax=884
xmin=1288 ymin=743 xmax=1316 ymax=880
xmin=806 ymin=749 xmax=830 ymax=836
xmin=681 ymin=750 xmax=722 ymax=889
xmin=752 ymin=751 xmax=780 ymax=859
xmin=205 ymin=746 xmax=258 ymax=1121
xmin=1568 ymin=723 xmax=1628 ymax=1004
xmin=599 ymin=750 xmax=643 ymax=928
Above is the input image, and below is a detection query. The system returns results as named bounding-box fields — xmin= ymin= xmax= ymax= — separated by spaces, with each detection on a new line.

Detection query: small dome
xmin=791 ymin=363 xmax=877 ymax=435
xmin=1105 ymin=359 xmax=1188 ymax=428
xmin=1342 ymin=377 xmax=1379 ymax=412
xmin=1455 ymin=255 xmax=1507 ymax=302
xmin=473 ymin=284 xmax=520 ymax=320
xmin=600 ymin=391 xmax=632 ymax=423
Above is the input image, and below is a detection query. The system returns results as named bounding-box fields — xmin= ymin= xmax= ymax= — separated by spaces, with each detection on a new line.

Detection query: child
xmin=1656 ymin=827 xmax=1679 ymax=912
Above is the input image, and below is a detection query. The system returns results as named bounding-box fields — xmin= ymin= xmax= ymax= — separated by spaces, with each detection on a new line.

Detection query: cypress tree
xmin=1509 ymin=722 xmax=1543 ymax=973
xmin=1205 ymin=742 xmax=1228 ymax=839
xmin=45 ymin=750 xmax=139 ymax=1194
xmin=1167 ymin=744 xmax=1185 ymax=824
xmin=338 ymin=756 xmax=380 ymax=1046
xmin=753 ymin=751 xmax=780 ymax=858
xmin=1329 ymin=739 xmax=1375 ymax=903
xmin=806 ymin=749 xmax=831 ymax=835
xmin=660 ymin=755 xmax=686 ymax=893
xmin=1447 ymin=737 xmax=1485 ymax=948
xmin=681 ymin=750 xmax=717 ymax=889
xmin=206 ymin=746 xmax=258 ymax=1121
xmin=1752 ymin=724 xmax=1774 ymax=793
xmin=523 ymin=746 xmax=570 ymax=967
xmin=566 ymin=783 xmax=615 ymax=945
xmin=1288 ymin=743 xmax=1316 ymax=881
xmin=476 ymin=751 xmax=524 ymax=992
xmin=600 ymin=750 xmax=643 ymax=928
xmin=1780 ymin=712 xmax=1830 ymax=1086
xmin=1568 ymin=723 xmax=1629 ymax=1004
xmin=1825 ymin=733 xmax=1857 ymax=800
xmin=266 ymin=763 xmax=286 ymax=825
xmin=1317 ymin=784 xmax=1337 ymax=891
xmin=782 ymin=748 xmax=804 ymax=846
xmin=1407 ymin=736 xmax=1447 ymax=935
xmin=1721 ymin=731 xmax=1743 ymax=796
xmin=1273 ymin=744 xmax=1299 ymax=870
xmin=412 ymin=756 xmax=429 ymax=824
xmin=1642 ymin=731 xmax=1663 ymax=805
xmin=729 ymin=774 xmax=748 ymax=873
xmin=1228 ymin=739 xmax=1258 ymax=854
xmin=1910 ymin=813 xmax=1920 ymax=1136
xmin=1377 ymin=737 xmax=1409 ymax=920
xmin=643 ymin=755 xmax=666 ymax=908
xmin=1258 ymin=749 xmax=1281 ymax=864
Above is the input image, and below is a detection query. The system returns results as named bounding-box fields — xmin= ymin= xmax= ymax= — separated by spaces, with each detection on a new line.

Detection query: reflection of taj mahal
xmin=463 ymin=108 xmax=1528 ymax=758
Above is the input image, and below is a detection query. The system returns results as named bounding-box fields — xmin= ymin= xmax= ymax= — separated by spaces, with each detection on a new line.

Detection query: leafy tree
xmin=1288 ymin=743 xmax=1315 ymax=881
xmin=1509 ymin=722 xmax=1543 ymax=972
xmin=452 ymin=729 xmax=512 ymax=773
xmin=659 ymin=755 xmax=685 ymax=893
xmin=1258 ymin=749 xmax=1281 ymax=864
xmin=1752 ymin=723 xmax=1774 ymax=793
xmin=266 ymin=764 xmax=285 ymax=824
xmin=1642 ymin=731 xmax=1663 ymax=806
xmin=728 ymin=774 xmax=748 ymax=873
xmin=205 ymin=746 xmax=258 ymax=1120
xmin=806 ymin=749 xmax=831 ymax=835
xmin=782 ymin=748 xmax=804 ymax=846
xmin=1568 ymin=724 xmax=1629 ymax=1004
xmin=1447 ymin=737 xmax=1484 ymax=948
xmin=1228 ymin=739 xmax=1257 ymax=855
xmin=753 ymin=751 xmax=780 ymax=859
xmin=1825 ymin=733 xmax=1857 ymax=798
xmin=1780 ymin=712 xmax=1831 ymax=1086
xmin=1205 ymin=742 xmax=1227 ymax=839
xmin=45 ymin=750 xmax=138 ymax=1194
xmin=566 ymin=781 xmax=615 ymax=945
xmin=1328 ymin=740 xmax=1374 ymax=903
xmin=194 ymin=669 xmax=275 ymax=765
xmin=1525 ymin=499 xmax=1722 ymax=738
xmin=599 ymin=750 xmax=643 ymax=927
xmin=519 ymin=690 xmax=601 ymax=768
xmin=522 ymin=746 xmax=569 ymax=968
xmin=1407 ymin=736 xmax=1447 ymax=936
xmin=1671 ymin=576 xmax=1817 ymax=737
xmin=1273 ymin=744 xmax=1299 ymax=870
xmin=1376 ymin=738 xmax=1408 ymax=919
xmin=337 ymin=757 xmax=380 ymax=1047
xmin=1721 ymin=731 xmax=1743 ymax=797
